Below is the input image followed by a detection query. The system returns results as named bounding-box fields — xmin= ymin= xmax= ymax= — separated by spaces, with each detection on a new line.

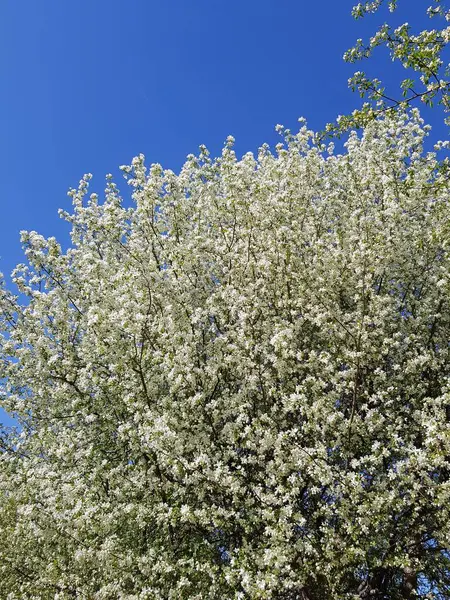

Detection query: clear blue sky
xmin=0 ymin=0 xmax=446 ymax=426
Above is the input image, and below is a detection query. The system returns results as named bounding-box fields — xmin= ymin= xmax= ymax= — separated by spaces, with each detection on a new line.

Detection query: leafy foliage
xmin=325 ymin=0 xmax=450 ymax=137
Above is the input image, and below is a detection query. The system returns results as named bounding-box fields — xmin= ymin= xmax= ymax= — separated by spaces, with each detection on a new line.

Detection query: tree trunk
xmin=401 ymin=567 xmax=417 ymax=598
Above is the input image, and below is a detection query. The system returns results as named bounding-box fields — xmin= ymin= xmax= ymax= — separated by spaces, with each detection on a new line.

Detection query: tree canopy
xmin=1 ymin=109 xmax=450 ymax=598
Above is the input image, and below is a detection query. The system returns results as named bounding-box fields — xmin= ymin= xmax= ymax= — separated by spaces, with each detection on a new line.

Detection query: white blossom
xmin=0 ymin=110 xmax=449 ymax=598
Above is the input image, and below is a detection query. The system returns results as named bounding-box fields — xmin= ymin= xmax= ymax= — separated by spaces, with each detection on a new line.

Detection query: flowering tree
xmin=0 ymin=110 xmax=450 ymax=599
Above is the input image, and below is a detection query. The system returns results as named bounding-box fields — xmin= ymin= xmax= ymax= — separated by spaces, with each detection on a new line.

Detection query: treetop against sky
xmin=0 ymin=0 xmax=447 ymax=284
xmin=0 ymin=2 xmax=450 ymax=597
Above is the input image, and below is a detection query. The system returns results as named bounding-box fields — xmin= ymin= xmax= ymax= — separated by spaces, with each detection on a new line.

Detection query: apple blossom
xmin=0 ymin=109 xmax=449 ymax=598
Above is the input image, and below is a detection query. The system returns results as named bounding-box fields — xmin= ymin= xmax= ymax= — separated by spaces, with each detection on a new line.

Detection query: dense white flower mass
xmin=0 ymin=110 xmax=449 ymax=598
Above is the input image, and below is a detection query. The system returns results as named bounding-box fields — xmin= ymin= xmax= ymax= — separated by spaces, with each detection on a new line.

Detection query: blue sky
xmin=0 ymin=0 xmax=447 ymax=426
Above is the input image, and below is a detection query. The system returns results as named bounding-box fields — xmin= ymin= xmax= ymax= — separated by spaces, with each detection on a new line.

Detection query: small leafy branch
xmin=324 ymin=0 xmax=450 ymax=138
